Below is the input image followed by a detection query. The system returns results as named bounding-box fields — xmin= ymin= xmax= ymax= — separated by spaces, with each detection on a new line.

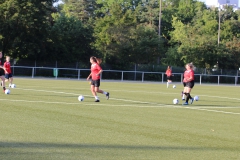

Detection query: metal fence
xmin=12 ymin=60 xmax=240 ymax=76
xmin=12 ymin=66 xmax=240 ymax=85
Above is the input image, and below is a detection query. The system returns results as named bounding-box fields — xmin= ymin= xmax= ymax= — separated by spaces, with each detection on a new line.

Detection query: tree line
xmin=0 ymin=0 xmax=240 ymax=70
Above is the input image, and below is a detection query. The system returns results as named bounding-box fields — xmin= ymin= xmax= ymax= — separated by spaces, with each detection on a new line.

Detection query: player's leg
xmin=95 ymin=79 xmax=109 ymax=100
xmin=184 ymin=82 xmax=194 ymax=105
xmin=96 ymin=88 xmax=109 ymax=100
xmin=9 ymin=74 xmax=13 ymax=86
xmin=181 ymin=82 xmax=186 ymax=100
xmin=188 ymin=81 xmax=194 ymax=104
xmin=4 ymin=74 xmax=10 ymax=87
xmin=0 ymin=75 xmax=6 ymax=92
xmin=91 ymin=84 xmax=99 ymax=102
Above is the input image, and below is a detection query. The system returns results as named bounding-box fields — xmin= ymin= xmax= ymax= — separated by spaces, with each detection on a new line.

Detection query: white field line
xmin=1 ymin=98 xmax=240 ymax=115
xmin=13 ymin=86 xmax=240 ymax=101
xmin=3 ymin=87 xmax=240 ymax=115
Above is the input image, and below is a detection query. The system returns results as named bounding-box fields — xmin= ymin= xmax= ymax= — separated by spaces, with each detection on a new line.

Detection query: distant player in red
xmin=4 ymin=56 xmax=13 ymax=87
xmin=182 ymin=63 xmax=195 ymax=105
xmin=0 ymin=52 xmax=6 ymax=92
xmin=87 ymin=56 xmax=109 ymax=102
xmin=165 ymin=66 xmax=173 ymax=88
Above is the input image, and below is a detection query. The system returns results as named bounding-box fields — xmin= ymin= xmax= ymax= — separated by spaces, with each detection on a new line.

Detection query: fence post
xmin=134 ymin=64 xmax=137 ymax=80
xmin=200 ymin=75 xmax=202 ymax=85
xmin=35 ymin=61 xmax=36 ymax=76
xmin=53 ymin=68 xmax=58 ymax=79
xmin=162 ymin=73 xmax=164 ymax=83
xmin=78 ymin=69 xmax=80 ymax=80
xmin=142 ymin=72 xmax=144 ymax=82
xmin=121 ymin=71 xmax=123 ymax=81
xmin=32 ymin=67 xmax=34 ymax=78
xmin=218 ymin=76 xmax=220 ymax=85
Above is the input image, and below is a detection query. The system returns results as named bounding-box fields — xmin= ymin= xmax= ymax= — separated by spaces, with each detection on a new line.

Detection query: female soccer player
xmin=0 ymin=52 xmax=6 ymax=92
xmin=4 ymin=56 xmax=13 ymax=87
xmin=87 ymin=56 xmax=109 ymax=102
xmin=182 ymin=63 xmax=195 ymax=105
xmin=165 ymin=66 xmax=173 ymax=88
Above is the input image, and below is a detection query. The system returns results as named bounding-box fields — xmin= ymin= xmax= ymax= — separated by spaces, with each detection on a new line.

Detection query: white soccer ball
xmin=11 ymin=84 xmax=16 ymax=88
xmin=5 ymin=89 xmax=10 ymax=94
xmin=78 ymin=95 xmax=84 ymax=101
xmin=194 ymin=96 xmax=199 ymax=101
xmin=173 ymin=85 xmax=176 ymax=88
xmin=173 ymin=98 xmax=179 ymax=104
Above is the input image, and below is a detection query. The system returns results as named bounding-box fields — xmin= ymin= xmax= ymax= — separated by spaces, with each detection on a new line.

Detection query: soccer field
xmin=0 ymin=78 xmax=240 ymax=160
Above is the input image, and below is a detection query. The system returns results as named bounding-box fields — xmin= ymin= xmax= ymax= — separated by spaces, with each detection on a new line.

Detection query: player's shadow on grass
xmin=0 ymin=141 xmax=237 ymax=151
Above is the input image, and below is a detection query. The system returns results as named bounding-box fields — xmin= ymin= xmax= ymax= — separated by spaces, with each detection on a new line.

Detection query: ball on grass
xmin=78 ymin=95 xmax=84 ymax=101
xmin=173 ymin=98 xmax=179 ymax=104
xmin=5 ymin=89 xmax=10 ymax=94
xmin=194 ymin=96 xmax=199 ymax=101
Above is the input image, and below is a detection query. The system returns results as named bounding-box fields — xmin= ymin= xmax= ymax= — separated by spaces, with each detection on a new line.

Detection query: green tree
xmin=0 ymin=0 xmax=57 ymax=59
xmin=94 ymin=2 xmax=161 ymax=68
xmin=225 ymin=37 xmax=240 ymax=69
xmin=62 ymin=0 xmax=99 ymax=22
xmin=47 ymin=14 xmax=96 ymax=64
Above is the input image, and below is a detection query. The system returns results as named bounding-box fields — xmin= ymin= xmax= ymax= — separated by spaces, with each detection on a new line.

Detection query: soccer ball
xmin=194 ymin=96 xmax=199 ymax=101
xmin=173 ymin=98 xmax=179 ymax=104
xmin=11 ymin=84 xmax=16 ymax=88
xmin=78 ymin=95 xmax=84 ymax=101
xmin=5 ymin=89 xmax=10 ymax=94
xmin=173 ymin=85 xmax=176 ymax=88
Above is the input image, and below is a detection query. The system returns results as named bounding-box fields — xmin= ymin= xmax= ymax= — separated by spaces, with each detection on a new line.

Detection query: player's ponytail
xmin=188 ymin=62 xmax=195 ymax=70
xmin=91 ymin=56 xmax=102 ymax=64
xmin=96 ymin=58 xmax=102 ymax=64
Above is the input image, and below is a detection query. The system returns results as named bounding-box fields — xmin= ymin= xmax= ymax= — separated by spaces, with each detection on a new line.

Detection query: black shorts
xmin=167 ymin=76 xmax=172 ymax=81
xmin=0 ymin=68 xmax=4 ymax=76
xmin=5 ymin=73 xmax=13 ymax=79
xmin=91 ymin=79 xmax=100 ymax=87
xmin=183 ymin=80 xmax=194 ymax=88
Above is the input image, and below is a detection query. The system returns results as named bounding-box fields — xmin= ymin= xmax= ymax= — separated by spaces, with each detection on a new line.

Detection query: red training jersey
xmin=4 ymin=62 xmax=11 ymax=73
xmin=165 ymin=69 xmax=172 ymax=77
xmin=183 ymin=69 xmax=194 ymax=82
xmin=91 ymin=62 xmax=102 ymax=80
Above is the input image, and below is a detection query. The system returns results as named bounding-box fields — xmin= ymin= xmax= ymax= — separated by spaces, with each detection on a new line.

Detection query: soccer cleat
xmin=182 ymin=102 xmax=188 ymax=105
xmin=95 ymin=99 xmax=100 ymax=102
xmin=190 ymin=98 xmax=194 ymax=104
xmin=106 ymin=92 xmax=110 ymax=100
xmin=182 ymin=98 xmax=185 ymax=101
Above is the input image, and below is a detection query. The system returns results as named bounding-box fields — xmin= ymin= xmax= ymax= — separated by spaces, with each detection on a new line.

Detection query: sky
xmin=199 ymin=0 xmax=240 ymax=7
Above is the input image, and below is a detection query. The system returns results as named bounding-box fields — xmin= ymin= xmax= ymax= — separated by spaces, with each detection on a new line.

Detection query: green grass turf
xmin=0 ymin=78 xmax=240 ymax=160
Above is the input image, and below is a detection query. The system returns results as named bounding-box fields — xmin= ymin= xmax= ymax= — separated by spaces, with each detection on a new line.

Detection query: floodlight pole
xmin=158 ymin=0 xmax=162 ymax=38
xmin=218 ymin=5 xmax=221 ymax=46
xmin=157 ymin=0 xmax=162 ymax=64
